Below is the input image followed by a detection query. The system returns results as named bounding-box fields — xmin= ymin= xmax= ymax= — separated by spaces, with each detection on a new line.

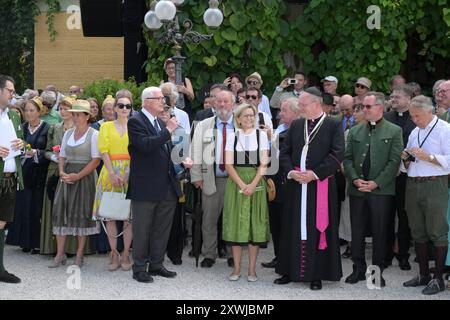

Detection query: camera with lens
xmin=403 ymin=150 xmax=416 ymax=162
xmin=288 ymin=78 xmax=298 ymax=85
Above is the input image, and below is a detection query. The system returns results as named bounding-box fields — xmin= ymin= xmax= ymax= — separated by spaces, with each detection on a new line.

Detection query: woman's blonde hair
xmin=233 ymin=103 xmax=257 ymax=129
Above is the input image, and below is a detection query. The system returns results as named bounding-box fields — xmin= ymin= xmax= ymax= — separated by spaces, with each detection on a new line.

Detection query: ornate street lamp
xmin=144 ymin=0 xmax=224 ymax=109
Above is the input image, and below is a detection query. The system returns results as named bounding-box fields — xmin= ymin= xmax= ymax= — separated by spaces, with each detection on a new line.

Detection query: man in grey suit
xmin=127 ymin=87 xmax=187 ymax=283
xmin=191 ymin=89 xmax=235 ymax=268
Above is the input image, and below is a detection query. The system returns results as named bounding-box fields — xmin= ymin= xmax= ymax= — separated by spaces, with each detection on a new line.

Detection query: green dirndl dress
xmin=222 ymin=129 xmax=269 ymax=246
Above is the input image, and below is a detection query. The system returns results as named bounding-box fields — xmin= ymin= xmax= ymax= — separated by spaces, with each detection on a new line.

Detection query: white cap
xmin=321 ymin=76 xmax=338 ymax=84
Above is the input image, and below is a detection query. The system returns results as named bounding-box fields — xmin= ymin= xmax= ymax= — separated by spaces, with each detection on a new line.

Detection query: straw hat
xmin=68 ymin=99 xmax=92 ymax=115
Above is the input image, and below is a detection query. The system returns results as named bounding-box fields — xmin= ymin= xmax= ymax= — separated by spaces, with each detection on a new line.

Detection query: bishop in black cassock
xmin=275 ymin=91 xmax=344 ymax=290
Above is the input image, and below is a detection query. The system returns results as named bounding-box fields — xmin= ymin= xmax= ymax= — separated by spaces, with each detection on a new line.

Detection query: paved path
xmin=1 ymin=243 xmax=449 ymax=300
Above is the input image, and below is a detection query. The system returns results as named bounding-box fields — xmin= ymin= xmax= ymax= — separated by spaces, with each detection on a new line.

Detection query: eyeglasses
xmin=437 ymin=89 xmax=449 ymax=95
xmin=241 ymin=114 xmax=255 ymax=119
xmin=355 ymin=84 xmax=367 ymax=89
xmin=3 ymin=87 xmax=15 ymax=95
xmin=146 ymin=97 xmax=165 ymax=102
xmin=246 ymin=95 xmax=258 ymax=100
xmin=117 ymin=103 xmax=132 ymax=110
xmin=363 ymin=104 xmax=375 ymax=109
xmin=247 ymin=81 xmax=259 ymax=86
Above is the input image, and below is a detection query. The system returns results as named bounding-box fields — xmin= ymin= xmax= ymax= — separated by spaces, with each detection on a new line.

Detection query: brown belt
xmin=3 ymin=172 xmax=15 ymax=178
xmin=409 ymin=176 xmax=437 ymax=182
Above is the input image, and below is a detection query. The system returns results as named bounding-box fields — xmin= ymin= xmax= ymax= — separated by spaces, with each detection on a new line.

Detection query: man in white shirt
xmin=0 ymin=75 xmax=24 ymax=284
xmin=402 ymin=95 xmax=450 ymax=295
xmin=244 ymin=72 xmax=272 ymax=118
xmin=244 ymin=87 xmax=273 ymax=139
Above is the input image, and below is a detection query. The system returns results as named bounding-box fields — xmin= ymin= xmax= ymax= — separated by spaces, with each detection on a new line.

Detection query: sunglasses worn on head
xmin=117 ymin=103 xmax=132 ymax=110
xmin=355 ymin=84 xmax=367 ymax=89
xmin=246 ymin=95 xmax=258 ymax=100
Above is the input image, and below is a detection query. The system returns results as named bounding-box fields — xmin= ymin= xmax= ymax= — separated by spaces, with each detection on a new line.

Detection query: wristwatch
xmin=429 ymin=154 xmax=436 ymax=162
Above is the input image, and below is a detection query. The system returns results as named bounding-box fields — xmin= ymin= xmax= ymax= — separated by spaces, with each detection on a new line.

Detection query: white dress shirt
xmin=1 ymin=108 xmax=17 ymax=173
xmin=404 ymin=116 xmax=450 ymax=177
xmin=173 ymin=107 xmax=191 ymax=134
xmin=258 ymin=95 xmax=272 ymax=119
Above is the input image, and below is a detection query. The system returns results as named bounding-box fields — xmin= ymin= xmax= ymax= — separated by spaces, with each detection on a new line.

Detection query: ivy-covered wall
xmin=144 ymin=0 xmax=450 ymax=99
xmin=0 ymin=0 xmax=60 ymax=92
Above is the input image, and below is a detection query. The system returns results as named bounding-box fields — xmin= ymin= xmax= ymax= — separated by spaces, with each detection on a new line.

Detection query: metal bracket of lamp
xmin=144 ymin=0 xmax=223 ymax=109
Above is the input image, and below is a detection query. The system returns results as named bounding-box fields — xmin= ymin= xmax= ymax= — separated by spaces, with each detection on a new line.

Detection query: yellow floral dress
xmin=92 ymin=121 xmax=130 ymax=218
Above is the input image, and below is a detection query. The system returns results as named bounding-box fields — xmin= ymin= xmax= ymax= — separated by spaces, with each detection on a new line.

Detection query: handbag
xmin=97 ymin=187 xmax=131 ymax=221
xmin=265 ymin=177 xmax=276 ymax=202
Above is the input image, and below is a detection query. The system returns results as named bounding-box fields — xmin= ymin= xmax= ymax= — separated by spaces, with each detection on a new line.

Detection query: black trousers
xmin=166 ymin=202 xmax=185 ymax=261
xmin=132 ymin=188 xmax=177 ymax=273
xmin=386 ymin=173 xmax=411 ymax=261
xmin=268 ymin=201 xmax=283 ymax=259
xmin=350 ymin=194 xmax=393 ymax=272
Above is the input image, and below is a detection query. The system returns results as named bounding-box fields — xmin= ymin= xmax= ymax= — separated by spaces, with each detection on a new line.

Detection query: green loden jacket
xmin=0 ymin=109 xmax=24 ymax=190
xmin=344 ymin=118 xmax=403 ymax=196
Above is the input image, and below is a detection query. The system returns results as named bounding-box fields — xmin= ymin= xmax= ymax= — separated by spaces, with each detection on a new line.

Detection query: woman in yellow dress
xmin=92 ymin=96 xmax=133 ymax=271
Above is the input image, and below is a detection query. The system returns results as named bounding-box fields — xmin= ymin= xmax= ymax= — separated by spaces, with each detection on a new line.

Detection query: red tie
xmin=220 ymin=122 xmax=227 ymax=172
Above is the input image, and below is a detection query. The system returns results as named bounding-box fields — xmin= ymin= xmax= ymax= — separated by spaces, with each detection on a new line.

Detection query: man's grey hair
xmin=432 ymin=79 xmax=446 ymax=96
xmin=141 ymin=86 xmax=161 ymax=104
xmin=283 ymin=97 xmax=301 ymax=113
xmin=160 ymin=82 xmax=179 ymax=102
xmin=410 ymin=95 xmax=434 ymax=111
xmin=365 ymin=91 xmax=385 ymax=105
xmin=40 ymin=90 xmax=57 ymax=105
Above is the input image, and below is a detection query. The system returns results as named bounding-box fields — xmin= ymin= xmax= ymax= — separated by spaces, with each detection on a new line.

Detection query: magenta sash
xmin=316 ymin=178 xmax=329 ymax=250
xmin=294 ymin=167 xmax=329 ymax=250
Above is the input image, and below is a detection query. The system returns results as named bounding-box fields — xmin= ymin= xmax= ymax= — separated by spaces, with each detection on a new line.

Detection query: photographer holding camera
xmin=401 ymin=95 xmax=450 ymax=295
xmin=269 ymin=72 xmax=307 ymax=110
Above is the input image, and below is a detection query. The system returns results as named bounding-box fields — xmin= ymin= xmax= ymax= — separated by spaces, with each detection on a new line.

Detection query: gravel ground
xmin=1 ymin=243 xmax=449 ymax=300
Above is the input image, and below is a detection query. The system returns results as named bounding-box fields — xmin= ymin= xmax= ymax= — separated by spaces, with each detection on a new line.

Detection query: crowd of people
xmin=0 ymin=65 xmax=450 ymax=297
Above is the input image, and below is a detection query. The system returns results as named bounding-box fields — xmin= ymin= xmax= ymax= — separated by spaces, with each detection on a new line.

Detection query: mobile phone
xmin=288 ymin=78 xmax=298 ymax=85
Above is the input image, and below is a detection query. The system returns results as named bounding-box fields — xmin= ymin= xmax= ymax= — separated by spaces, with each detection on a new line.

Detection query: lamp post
xmin=144 ymin=0 xmax=223 ymax=109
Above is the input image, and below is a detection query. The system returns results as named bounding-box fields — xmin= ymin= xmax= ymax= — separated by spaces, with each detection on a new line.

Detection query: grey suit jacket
xmin=190 ymin=116 xmax=234 ymax=196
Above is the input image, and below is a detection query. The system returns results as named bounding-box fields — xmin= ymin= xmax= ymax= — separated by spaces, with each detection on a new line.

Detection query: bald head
xmin=339 ymin=94 xmax=354 ymax=116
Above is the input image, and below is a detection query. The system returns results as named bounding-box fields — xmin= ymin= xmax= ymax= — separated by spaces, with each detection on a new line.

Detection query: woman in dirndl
xmin=92 ymin=95 xmax=133 ymax=271
xmin=223 ymin=103 xmax=270 ymax=282
xmin=50 ymin=100 xmax=101 ymax=267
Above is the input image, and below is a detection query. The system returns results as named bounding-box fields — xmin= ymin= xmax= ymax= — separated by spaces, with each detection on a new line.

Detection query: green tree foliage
xmin=143 ymin=0 xmax=450 ymax=101
xmin=0 ymin=0 xmax=61 ymax=92
xmin=0 ymin=0 xmax=40 ymax=92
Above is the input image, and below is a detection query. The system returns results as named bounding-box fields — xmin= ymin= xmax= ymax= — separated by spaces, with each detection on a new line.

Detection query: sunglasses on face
xmin=353 ymin=104 xmax=363 ymax=111
xmin=355 ymin=84 xmax=367 ymax=89
xmin=362 ymin=104 xmax=374 ymax=109
xmin=246 ymin=95 xmax=258 ymax=100
xmin=117 ymin=103 xmax=132 ymax=110
xmin=247 ymin=81 xmax=259 ymax=86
